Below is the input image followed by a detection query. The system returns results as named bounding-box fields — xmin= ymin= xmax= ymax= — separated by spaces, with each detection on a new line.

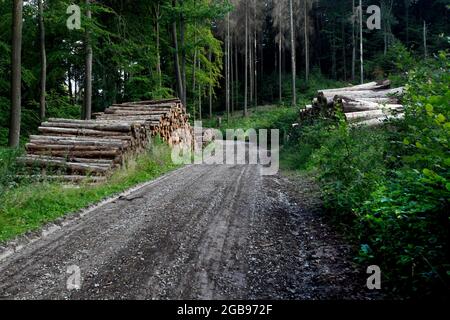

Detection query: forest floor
xmin=0 ymin=143 xmax=382 ymax=300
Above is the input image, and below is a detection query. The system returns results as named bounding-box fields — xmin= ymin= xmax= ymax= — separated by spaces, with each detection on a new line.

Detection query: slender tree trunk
xmin=254 ymin=0 xmax=257 ymax=109
xmin=423 ymin=20 xmax=427 ymax=58
xmin=235 ymin=39 xmax=238 ymax=111
xmin=279 ymin=37 xmax=282 ymax=104
xmin=278 ymin=3 xmax=282 ymax=104
xmin=304 ymin=0 xmax=309 ymax=83
xmin=332 ymin=27 xmax=337 ymax=79
xmin=226 ymin=12 xmax=230 ymax=121
xmin=180 ymin=12 xmax=187 ymax=105
xmin=289 ymin=0 xmax=296 ymax=106
xmin=172 ymin=1 xmax=183 ymax=105
xmin=38 ymin=0 xmax=46 ymax=120
xmin=231 ymin=36 xmax=234 ymax=114
xmin=192 ymin=35 xmax=197 ymax=97
xmin=359 ymin=0 xmax=364 ymax=84
xmin=68 ymin=66 xmax=73 ymax=104
xmin=351 ymin=0 xmax=356 ymax=81
xmin=8 ymin=0 xmax=23 ymax=147
xmin=198 ymin=60 xmax=202 ymax=120
xmin=155 ymin=4 xmax=162 ymax=88
xmin=342 ymin=18 xmax=347 ymax=81
xmin=405 ymin=0 xmax=409 ymax=45
xmin=83 ymin=0 xmax=93 ymax=120
xmin=249 ymin=34 xmax=253 ymax=105
xmin=209 ymin=49 xmax=213 ymax=119
xmin=254 ymin=30 xmax=257 ymax=108
xmin=244 ymin=2 xmax=248 ymax=116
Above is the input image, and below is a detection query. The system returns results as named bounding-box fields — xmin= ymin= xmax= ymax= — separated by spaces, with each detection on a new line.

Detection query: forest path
xmin=0 ymin=144 xmax=376 ymax=299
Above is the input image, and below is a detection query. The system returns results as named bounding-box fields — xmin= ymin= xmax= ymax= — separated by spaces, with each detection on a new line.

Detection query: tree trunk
xmin=231 ymin=36 xmax=234 ymax=114
xmin=359 ymin=0 xmax=364 ymax=84
xmin=192 ymin=36 xmax=197 ymax=98
xmin=68 ymin=66 xmax=73 ymax=104
xmin=249 ymin=34 xmax=253 ymax=105
xmin=198 ymin=61 xmax=202 ymax=121
xmin=38 ymin=0 xmax=46 ymax=120
xmin=332 ymin=27 xmax=337 ymax=79
xmin=171 ymin=0 xmax=183 ymax=105
xmin=254 ymin=0 xmax=257 ymax=109
xmin=8 ymin=0 xmax=23 ymax=147
xmin=244 ymin=2 xmax=248 ymax=116
xmin=180 ymin=12 xmax=187 ymax=106
xmin=278 ymin=3 xmax=282 ymax=104
xmin=155 ymin=4 xmax=162 ymax=88
xmin=423 ymin=20 xmax=427 ymax=58
xmin=405 ymin=0 xmax=409 ymax=45
xmin=226 ymin=12 xmax=230 ymax=121
xmin=209 ymin=49 xmax=213 ymax=119
xmin=289 ymin=0 xmax=296 ymax=106
xmin=235 ymin=39 xmax=238 ymax=111
xmin=304 ymin=0 xmax=309 ymax=83
xmin=342 ymin=18 xmax=347 ymax=81
xmin=352 ymin=0 xmax=356 ymax=81
xmin=83 ymin=0 xmax=93 ymax=120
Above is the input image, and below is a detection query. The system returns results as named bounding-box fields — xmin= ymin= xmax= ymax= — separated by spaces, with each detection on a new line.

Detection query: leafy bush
xmin=356 ymin=51 xmax=450 ymax=296
xmin=286 ymin=51 xmax=449 ymax=297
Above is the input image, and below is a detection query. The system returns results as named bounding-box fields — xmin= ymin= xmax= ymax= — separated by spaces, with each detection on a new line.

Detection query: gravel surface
xmin=0 ymin=146 xmax=381 ymax=300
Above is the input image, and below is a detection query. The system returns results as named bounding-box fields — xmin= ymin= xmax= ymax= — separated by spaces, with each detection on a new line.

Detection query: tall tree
xmin=8 ymin=0 xmax=23 ymax=147
xmin=351 ymin=0 xmax=356 ymax=81
xmin=244 ymin=1 xmax=248 ymax=116
xmin=289 ymin=0 xmax=296 ymax=106
xmin=172 ymin=0 xmax=184 ymax=104
xmin=226 ymin=11 xmax=230 ymax=120
xmin=423 ymin=20 xmax=428 ymax=58
xmin=38 ymin=0 xmax=47 ymax=120
xmin=359 ymin=0 xmax=364 ymax=84
xmin=154 ymin=2 xmax=162 ymax=89
xmin=83 ymin=0 xmax=93 ymax=120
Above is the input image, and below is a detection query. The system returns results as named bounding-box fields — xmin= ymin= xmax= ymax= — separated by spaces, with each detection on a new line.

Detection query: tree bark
xmin=342 ymin=18 xmax=347 ymax=81
xmin=254 ymin=0 xmax=257 ymax=108
xmin=155 ymin=4 xmax=162 ymax=88
xmin=226 ymin=12 xmax=230 ymax=121
xmin=180 ymin=10 xmax=187 ymax=106
xmin=423 ymin=20 xmax=427 ymax=58
xmin=244 ymin=2 xmax=248 ymax=116
xmin=359 ymin=0 xmax=364 ymax=84
xmin=8 ymin=0 xmax=23 ymax=147
xmin=38 ymin=0 xmax=46 ymax=120
xmin=209 ymin=49 xmax=213 ymax=119
xmin=351 ymin=0 xmax=356 ymax=81
xmin=278 ymin=2 xmax=282 ymax=104
xmin=83 ymin=0 xmax=93 ymax=120
xmin=304 ymin=0 xmax=309 ymax=83
xmin=171 ymin=0 xmax=183 ymax=106
xmin=235 ymin=39 xmax=238 ymax=111
xmin=289 ymin=0 xmax=296 ymax=106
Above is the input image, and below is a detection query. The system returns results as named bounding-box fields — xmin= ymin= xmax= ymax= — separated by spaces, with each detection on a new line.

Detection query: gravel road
xmin=0 ymin=144 xmax=378 ymax=300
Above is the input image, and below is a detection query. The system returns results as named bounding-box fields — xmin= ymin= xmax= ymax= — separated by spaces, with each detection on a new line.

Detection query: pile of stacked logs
xmin=18 ymin=99 xmax=192 ymax=183
xmin=300 ymin=80 xmax=405 ymax=127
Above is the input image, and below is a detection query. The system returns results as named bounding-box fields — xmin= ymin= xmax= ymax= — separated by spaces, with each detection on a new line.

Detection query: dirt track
xmin=0 ymin=146 xmax=379 ymax=300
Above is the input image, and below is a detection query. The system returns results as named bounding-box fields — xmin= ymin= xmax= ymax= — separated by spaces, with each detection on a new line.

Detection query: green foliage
xmin=284 ymin=51 xmax=450 ymax=297
xmin=356 ymin=51 xmax=450 ymax=296
xmin=367 ymin=41 xmax=417 ymax=86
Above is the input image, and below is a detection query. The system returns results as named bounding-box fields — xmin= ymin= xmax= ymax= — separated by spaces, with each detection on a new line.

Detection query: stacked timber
xmin=19 ymin=98 xmax=192 ymax=183
xmin=300 ymin=80 xmax=405 ymax=126
xmin=95 ymin=98 xmax=192 ymax=147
